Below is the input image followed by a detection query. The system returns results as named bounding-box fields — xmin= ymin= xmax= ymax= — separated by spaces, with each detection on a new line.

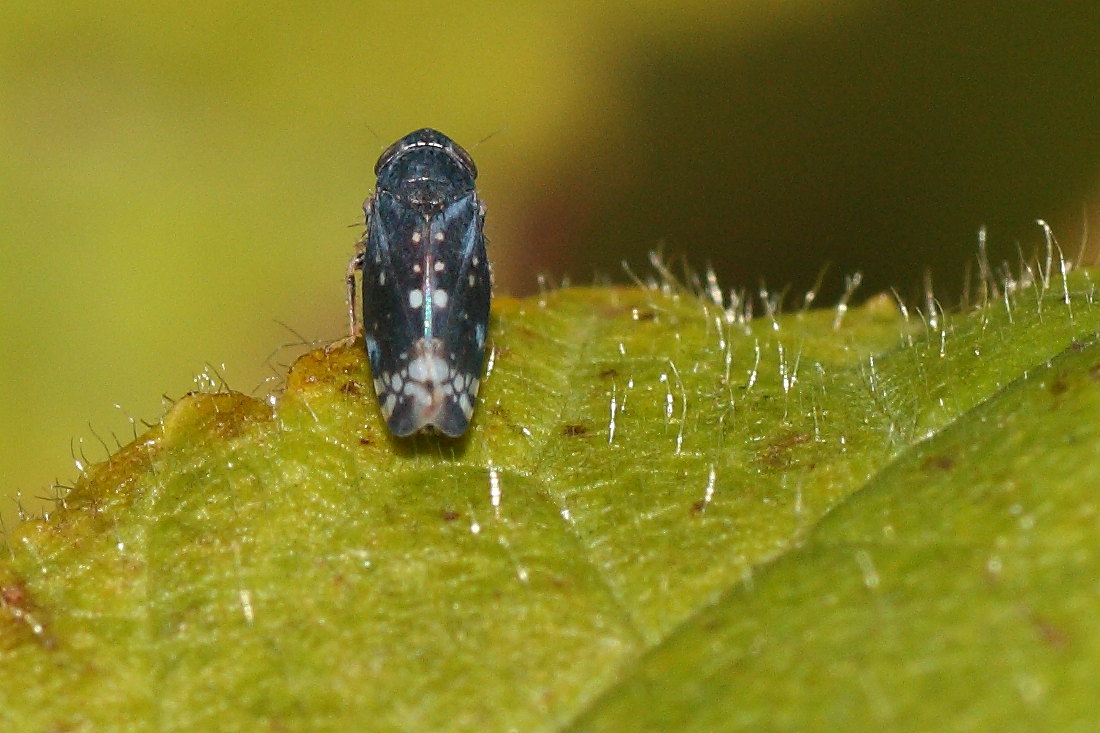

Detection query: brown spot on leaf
xmin=1 ymin=579 xmax=55 ymax=649
xmin=756 ymin=432 xmax=812 ymax=469
xmin=339 ymin=381 xmax=362 ymax=396
xmin=512 ymin=326 xmax=538 ymax=341
xmin=1049 ymin=371 xmax=1069 ymax=396
xmin=1089 ymin=362 xmax=1100 ymax=381
xmin=1 ymin=583 xmax=27 ymax=608
xmin=561 ymin=423 xmax=589 ymax=437
xmin=441 ymin=509 xmax=460 ymax=521
xmin=598 ymin=368 xmax=619 ymax=379
xmin=922 ymin=454 xmax=956 ymax=472
xmin=1030 ymin=613 xmax=1069 ymax=650
xmin=689 ymin=499 xmax=707 ymax=515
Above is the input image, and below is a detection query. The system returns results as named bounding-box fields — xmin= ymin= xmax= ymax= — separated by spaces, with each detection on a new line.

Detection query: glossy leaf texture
xmin=2 ymin=267 xmax=1099 ymax=731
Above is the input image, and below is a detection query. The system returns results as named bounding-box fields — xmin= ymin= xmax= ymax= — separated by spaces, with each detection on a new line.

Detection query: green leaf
xmin=2 ymin=267 xmax=1098 ymax=731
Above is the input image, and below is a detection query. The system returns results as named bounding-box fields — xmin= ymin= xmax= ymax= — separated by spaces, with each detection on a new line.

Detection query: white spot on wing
xmin=431 ymin=355 xmax=450 ymax=381
xmin=408 ymin=290 xmax=423 ymax=309
xmin=403 ymin=380 xmax=431 ymax=407
xmin=408 ymin=356 xmax=429 ymax=382
xmin=433 ymin=289 xmax=449 ymax=309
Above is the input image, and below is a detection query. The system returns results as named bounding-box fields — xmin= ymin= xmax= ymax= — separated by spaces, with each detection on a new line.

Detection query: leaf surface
xmin=3 ymin=270 xmax=1098 ymax=731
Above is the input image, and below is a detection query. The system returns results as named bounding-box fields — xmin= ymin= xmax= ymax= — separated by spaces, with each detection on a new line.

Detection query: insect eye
xmin=450 ymin=143 xmax=478 ymax=179
xmin=374 ymin=138 xmax=405 ymax=176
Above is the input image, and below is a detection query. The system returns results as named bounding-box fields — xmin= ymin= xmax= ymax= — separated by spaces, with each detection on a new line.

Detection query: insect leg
xmin=346 ymin=242 xmax=366 ymax=338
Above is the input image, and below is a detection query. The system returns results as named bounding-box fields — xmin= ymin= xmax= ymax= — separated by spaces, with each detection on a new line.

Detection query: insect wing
xmin=361 ymin=191 xmax=427 ymax=435
xmin=427 ymin=194 xmax=490 ymax=436
xmin=361 ymin=191 xmax=490 ymax=437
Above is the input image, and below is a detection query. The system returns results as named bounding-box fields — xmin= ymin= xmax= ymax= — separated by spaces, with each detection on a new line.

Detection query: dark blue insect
xmin=347 ymin=128 xmax=491 ymax=437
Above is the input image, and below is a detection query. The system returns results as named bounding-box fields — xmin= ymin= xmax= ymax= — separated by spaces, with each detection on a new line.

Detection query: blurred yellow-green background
xmin=4 ymin=1 xmax=1100 ymax=522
